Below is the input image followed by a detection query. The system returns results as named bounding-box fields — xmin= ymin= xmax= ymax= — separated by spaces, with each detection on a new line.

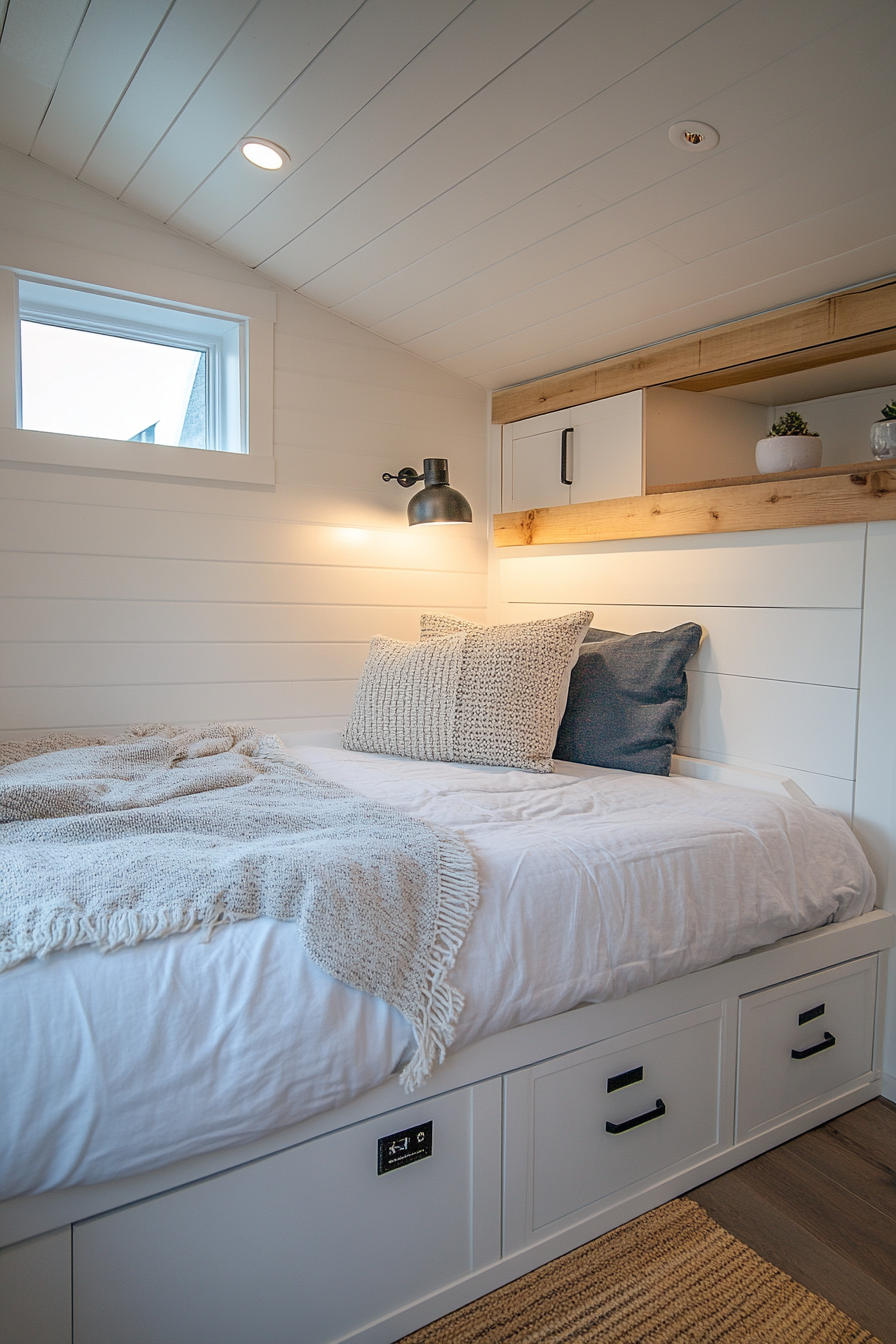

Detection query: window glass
xmin=21 ymin=322 xmax=206 ymax=447
xmin=17 ymin=278 xmax=246 ymax=453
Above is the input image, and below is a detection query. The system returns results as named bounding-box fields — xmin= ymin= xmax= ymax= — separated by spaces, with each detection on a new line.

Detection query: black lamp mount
xmin=382 ymin=466 xmax=425 ymax=488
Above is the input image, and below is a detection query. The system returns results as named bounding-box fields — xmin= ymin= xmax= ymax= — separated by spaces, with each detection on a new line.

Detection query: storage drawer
xmin=73 ymin=1080 xmax=501 ymax=1344
xmin=503 ymin=1003 xmax=725 ymax=1252
xmin=736 ymin=954 xmax=877 ymax=1142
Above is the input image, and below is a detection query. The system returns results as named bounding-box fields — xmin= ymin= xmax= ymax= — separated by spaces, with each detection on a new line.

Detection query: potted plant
xmin=870 ymin=400 xmax=896 ymax=460
xmin=755 ymin=410 xmax=822 ymax=474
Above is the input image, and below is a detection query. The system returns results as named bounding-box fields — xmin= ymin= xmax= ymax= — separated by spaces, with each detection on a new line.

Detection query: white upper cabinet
xmin=501 ymin=391 xmax=643 ymax=513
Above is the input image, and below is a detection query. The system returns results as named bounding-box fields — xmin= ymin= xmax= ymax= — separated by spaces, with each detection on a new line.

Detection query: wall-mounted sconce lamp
xmin=383 ymin=458 xmax=473 ymax=526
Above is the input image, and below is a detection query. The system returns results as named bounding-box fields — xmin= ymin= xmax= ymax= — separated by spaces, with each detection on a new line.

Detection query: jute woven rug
xmin=397 ymin=1197 xmax=880 ymax=1343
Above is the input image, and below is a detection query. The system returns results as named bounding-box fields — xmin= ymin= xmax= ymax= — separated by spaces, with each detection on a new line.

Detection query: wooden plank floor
xmin=689 ymin=1098 xmax=896 ymax=1342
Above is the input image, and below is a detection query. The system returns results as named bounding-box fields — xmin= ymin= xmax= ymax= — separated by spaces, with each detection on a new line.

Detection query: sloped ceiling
xmin=0 ymin=0 xmax=894 ymax=390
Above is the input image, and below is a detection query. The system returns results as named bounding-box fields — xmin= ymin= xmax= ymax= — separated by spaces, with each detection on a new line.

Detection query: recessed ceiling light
xmin=668 ymin=121 xmax=720 ymax=152
xmin=240 ymin=139 xmax=289 ymax=170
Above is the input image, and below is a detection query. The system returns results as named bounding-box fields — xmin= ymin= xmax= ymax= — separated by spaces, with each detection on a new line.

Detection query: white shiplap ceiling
xmin=0 ymin=0 xmax=894 ymax=390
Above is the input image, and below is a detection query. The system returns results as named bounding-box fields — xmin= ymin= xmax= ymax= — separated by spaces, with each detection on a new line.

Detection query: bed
xmin=0 ymin=727 xmax=891 ymax=1344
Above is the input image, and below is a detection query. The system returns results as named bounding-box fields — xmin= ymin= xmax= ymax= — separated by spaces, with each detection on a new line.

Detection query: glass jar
xmin=870 ymin=419 xmax=896 ymax=460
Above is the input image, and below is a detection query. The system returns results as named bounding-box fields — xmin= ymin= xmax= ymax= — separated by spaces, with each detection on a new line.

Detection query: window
xmin=17 ymin=278 xmax=247 ymax=454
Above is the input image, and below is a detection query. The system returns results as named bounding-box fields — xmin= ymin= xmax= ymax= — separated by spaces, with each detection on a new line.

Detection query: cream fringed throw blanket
xmin=0 ymin=724 xmax=479 ymax=1091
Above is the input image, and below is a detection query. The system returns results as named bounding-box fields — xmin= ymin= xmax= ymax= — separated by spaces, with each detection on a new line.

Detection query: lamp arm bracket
xmin=382 ymin=467 xmax=422 ymax=488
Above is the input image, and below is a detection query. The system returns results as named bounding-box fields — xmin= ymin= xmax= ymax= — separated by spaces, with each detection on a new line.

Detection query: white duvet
xmin=0 ymin=739 xmax=874 ymax=1199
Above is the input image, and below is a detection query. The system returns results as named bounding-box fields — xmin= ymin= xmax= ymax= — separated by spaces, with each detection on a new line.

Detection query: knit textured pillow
xmin=343 ymin=610 xmax=592 ymax=772
xmin=419 ymin=610 xmax=590 ymax=737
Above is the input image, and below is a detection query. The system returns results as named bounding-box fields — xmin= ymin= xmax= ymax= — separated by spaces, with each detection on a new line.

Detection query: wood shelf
xmin=493 ymin=462 xmax=896 ymax=548
xmin=646 ymin=458 xmax=888 ymax=494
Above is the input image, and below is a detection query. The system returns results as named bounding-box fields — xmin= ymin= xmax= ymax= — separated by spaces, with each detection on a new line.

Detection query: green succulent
xmin=766 ymin=410 xmax=819 ymax=437
xmin=881 ymin=400 xmax=896 ymax=420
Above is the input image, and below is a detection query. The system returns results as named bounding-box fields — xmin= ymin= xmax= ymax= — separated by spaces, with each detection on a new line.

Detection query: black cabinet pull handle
xmin=792 ymin=1031 xmax=836 ymax=1060
xmin=560 ymin=427 xmax=573 ymax=485
xmin=606 ymin=1098 xmax=665 ymax=1134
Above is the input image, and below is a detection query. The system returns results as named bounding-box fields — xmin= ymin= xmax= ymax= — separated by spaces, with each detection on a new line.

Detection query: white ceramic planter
xmin=755 ymin=435 xmax=822 ymax=474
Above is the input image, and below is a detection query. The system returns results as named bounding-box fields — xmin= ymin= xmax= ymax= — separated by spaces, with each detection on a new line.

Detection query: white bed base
xmin=1 ymin=761 xmax=893 ymax=1344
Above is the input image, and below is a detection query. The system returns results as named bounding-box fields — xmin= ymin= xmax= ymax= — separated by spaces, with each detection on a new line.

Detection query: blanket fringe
xmin=399 ymin=836 xmax=479 ymax=1093
xmin=0 ymin=901 xmax=250 ymax=974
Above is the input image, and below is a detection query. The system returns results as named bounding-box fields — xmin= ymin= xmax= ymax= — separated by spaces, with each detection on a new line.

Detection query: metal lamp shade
xmin=407 ymin=459 xmax=473 ymax=526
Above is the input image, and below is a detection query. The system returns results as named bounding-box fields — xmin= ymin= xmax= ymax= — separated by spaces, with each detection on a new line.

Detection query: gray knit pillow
xmin=420 ymin=611 xmax=589 ymax=737
xmin=344 ymin=610 xmax=592 ymax=773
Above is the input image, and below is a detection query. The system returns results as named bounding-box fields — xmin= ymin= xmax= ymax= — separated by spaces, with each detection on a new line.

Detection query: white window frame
xmin=0 ymin=267 xmax=275 ymax=486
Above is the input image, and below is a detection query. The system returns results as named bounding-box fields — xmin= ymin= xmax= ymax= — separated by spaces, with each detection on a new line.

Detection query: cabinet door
xmin=503 ymin=1003 xmax=726 ymax=1253
xmin=502 ymin=410 xmax=571 ymax=513
xmin=501 ymin=394 xmax=643 ymax=512
xmin=570 ymin=391 xmax=643 ymax=504
xmin=736 ymin=954 xmax=877 ymax=1142
xmin=73 ymin=1080 xmax=501 ymax=1344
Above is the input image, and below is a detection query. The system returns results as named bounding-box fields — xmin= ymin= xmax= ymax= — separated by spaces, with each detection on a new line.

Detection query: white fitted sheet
xmin=0 ymin=742 xmax=874 ymax=1198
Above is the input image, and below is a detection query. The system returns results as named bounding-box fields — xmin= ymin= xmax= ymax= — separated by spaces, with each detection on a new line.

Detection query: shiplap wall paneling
xmin=0 ymin=552 xmax=484 ymax=609
xmin=0 ymin=598 xmax=452 ymax=646
xmin=497 ymin=525 xmax=866 ymax=609
xmin=0 ymin=154 xmax=488 ymax=740
xmin=496 ymin=525 xmax=865 ymax=816
xmin=677 ymin=676 xmax=858 ymax=791
xmin=502 ymin=601 xmax=861 ymax=814
xmin=500 ymin=605 xmax=862 ymax=690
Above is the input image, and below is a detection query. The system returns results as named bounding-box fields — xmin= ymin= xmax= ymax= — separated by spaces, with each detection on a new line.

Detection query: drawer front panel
xmin=736 ymin=954 xmax=877 ymax=1141
xmin=74 ymin=1080 xmax=501 ymax=1344
xmin=505 ymin=1003 xmax=725 ymax=1248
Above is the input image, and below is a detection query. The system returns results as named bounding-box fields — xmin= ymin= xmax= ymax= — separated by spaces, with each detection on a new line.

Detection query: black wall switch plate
xmin=377 ymin=1121 xmax=433 ymax=1174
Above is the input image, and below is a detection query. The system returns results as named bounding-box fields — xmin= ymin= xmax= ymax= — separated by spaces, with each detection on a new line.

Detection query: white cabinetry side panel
xmin=0 ymin=1226 xmax=71 ymax=1344
xmin=853 ymin=520 xmax=896 ymax=1087
xmin=74 ymin=1081 xmax=502 ymax=1344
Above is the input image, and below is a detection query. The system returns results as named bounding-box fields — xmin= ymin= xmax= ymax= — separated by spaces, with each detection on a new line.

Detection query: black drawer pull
xmin=606 ymin=1099 xmax=666 ymax=1134
xmin=792 ymin=1031 xmax=836 ymax=1060
xmin=560 ymin=427 xmax=573 ymax=485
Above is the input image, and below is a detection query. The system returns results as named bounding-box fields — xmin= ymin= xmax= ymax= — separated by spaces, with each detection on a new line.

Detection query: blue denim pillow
xmin=554 ymin=623 xmax=703 ymax=775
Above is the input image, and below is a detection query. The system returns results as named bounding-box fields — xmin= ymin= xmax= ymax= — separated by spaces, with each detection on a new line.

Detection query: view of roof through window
xmin=20 ymin=321 xmax=207 ymax=448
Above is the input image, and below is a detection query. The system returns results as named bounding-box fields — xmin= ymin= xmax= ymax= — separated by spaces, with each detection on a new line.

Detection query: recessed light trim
xmin=240 ymin=139 xmax=289 ymax=171
xmin=668 ymin=121 xmax=720 ymax=152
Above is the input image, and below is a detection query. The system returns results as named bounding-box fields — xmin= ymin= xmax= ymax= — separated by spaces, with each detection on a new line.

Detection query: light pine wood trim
xmin=665 ymin=328 xmax=896 ymax=394
xmin=491 ymin=279 xmax=896 ymax=423
xmin=645 ymin=458 xmax=887 ymax=495
xmin=493 ymin=464 xmax=896 ymax=547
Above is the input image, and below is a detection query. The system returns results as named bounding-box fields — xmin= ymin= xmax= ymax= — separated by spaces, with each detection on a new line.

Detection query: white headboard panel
xmin=496 ymin=523 xmax=866 ymax=818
